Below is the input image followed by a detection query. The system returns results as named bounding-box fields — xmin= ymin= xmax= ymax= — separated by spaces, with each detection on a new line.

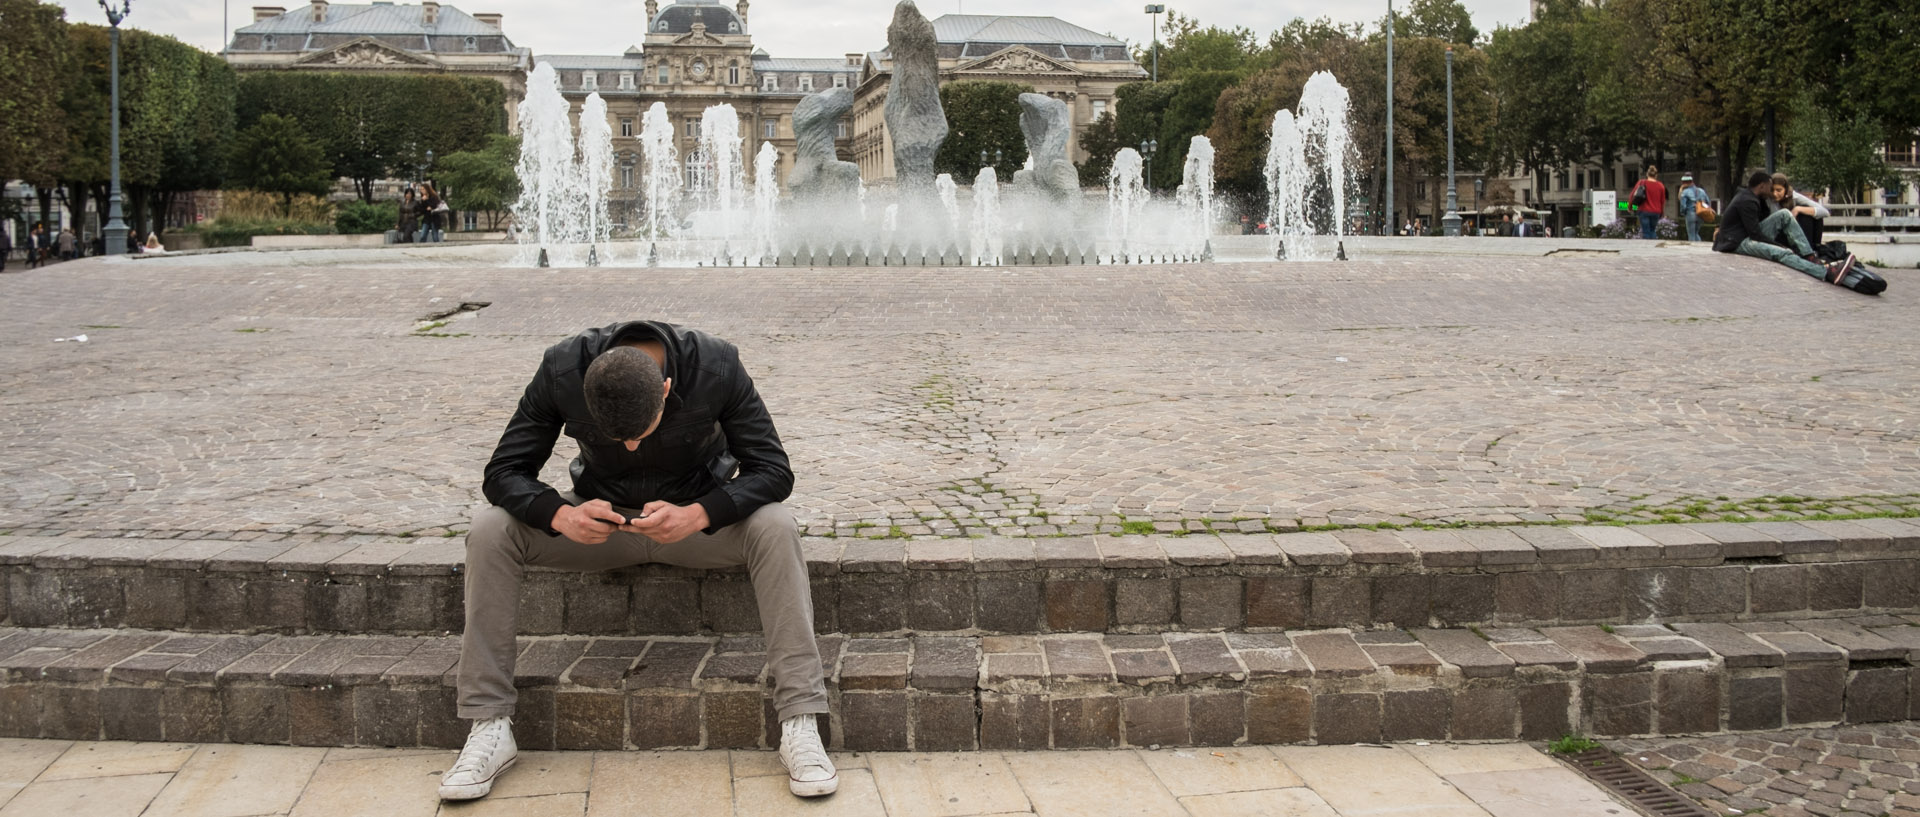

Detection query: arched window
xmin=263 ymin=34 xmax=276 ymax=50
xmin=464 ymin=36 xmax=477 ymax=52
xmin=728 ymin=62 xmax=739 ymax=85
xmin=728 ymin=22 xmax=739 ymax=33
xmin=657 ymin=19 xmax=669 ymax=31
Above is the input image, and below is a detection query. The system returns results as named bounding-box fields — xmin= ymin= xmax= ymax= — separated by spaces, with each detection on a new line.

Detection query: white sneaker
xmin=438 ymin=716 xmax=518 ymax=800
xmin=778 ymin=714 xmax=838 ymax=797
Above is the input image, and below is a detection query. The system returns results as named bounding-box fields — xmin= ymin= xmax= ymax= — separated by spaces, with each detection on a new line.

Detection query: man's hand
xmin=622 ymin=501 xmax=709 ymax=544
xmin=552 ymin=499 xmax=626 ymax=545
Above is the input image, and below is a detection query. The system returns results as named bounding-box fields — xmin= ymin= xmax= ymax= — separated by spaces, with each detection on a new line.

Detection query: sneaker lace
xmin=783 ymin=717 xmax=830 ymax=772
xmin=450 ymin=719 xmax=505 ymax=777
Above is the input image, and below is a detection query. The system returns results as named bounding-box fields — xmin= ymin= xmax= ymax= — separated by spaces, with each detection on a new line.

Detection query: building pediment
xmin=671 ymin=22 xmax=727 ymax=46
xmin=295 ymin=38 xmax=443 ymax=69
xmin=952 ymin=45 xmax=1077 ymax=76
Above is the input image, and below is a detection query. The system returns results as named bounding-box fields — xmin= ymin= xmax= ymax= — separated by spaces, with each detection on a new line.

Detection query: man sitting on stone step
xmin=439 ymin=320 xmax=835 ymax=801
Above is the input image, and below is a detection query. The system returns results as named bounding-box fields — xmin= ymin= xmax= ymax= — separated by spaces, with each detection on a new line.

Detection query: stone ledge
xmin=5 ymin=520 xmax=1919 ymax=636
xmin=4 ymin=618 xmax=1920 ymax=751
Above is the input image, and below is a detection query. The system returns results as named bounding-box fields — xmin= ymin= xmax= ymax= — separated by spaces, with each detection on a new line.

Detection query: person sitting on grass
xmin=1713 ymin=171 xmax=1856 ymax=284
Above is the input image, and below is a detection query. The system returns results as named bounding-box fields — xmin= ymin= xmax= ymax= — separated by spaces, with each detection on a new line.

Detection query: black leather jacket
xmin=481 ymin=320 xmax=794 ymax=534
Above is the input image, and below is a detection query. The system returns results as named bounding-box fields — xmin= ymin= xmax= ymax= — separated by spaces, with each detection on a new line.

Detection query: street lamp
xmin=1384 ymin=0 xmax=1394 ymax=235
xmin=1143 ymin=5 xmax=1164 ymax=82
xmin=978 ymin=148 xmax=1002 ymax=170
xmin=100 ymin=0 xmax=132 ymax=255
xmin=1441 ymin=46 xmax=1461 ymax=237
xmin=1139 ymin=139 xmax=1158 ymax=191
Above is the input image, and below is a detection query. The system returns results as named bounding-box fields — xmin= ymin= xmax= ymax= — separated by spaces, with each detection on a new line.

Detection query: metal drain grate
xmin=1563 ymin=748 xmax=1716 ymax=817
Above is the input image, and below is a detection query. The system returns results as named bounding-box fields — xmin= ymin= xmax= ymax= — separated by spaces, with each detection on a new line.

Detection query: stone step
xmin=5 ymin=618 xmax=1920 ymax=752
xmin=5 ymin=518 xmax=1920 ymax=636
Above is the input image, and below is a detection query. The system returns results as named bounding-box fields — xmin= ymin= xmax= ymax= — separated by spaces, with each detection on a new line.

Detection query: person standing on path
xmin=1678 ymin=175 xmax=1711 ymax=242
xmin=0 ymin=225 xmax=11 ymax=272
xmin=1631 ymin=165 xmax=1667 ymax=239
xmin=440 ymin=320 xmax=836 ymax=803
xmin=57 ymin=227 xmax=76 ymax=260
xmin=398 ymin=188 xmax=418 ymax=244
xmin=25 ymin=225 xmax=42 ymax=269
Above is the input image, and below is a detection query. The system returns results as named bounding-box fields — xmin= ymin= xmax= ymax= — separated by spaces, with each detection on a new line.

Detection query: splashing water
xmin=577 ymin=93 xmax=614 ymax=252
xmin=935 ymin=173 xmax=960 ymax=236
xmin=511 ymin=63 xmax=581 ymax=262
xmin=971 ymin=166 xmax=1001 ymax=265
xmin=752 ymin=141 xmax=778 ymax=261
xmin=1107 ymin=148 xmax=1146 ymax=257
xmin=1265 ymin=71 xmax=1353 ymax=260
xmin=1176 ymin=135 xmax=1215 ymax=256
xmin=639 ymin=102 xmax=679 ymax=243
xmin=698 ymin=104 xmax=746 ymax=242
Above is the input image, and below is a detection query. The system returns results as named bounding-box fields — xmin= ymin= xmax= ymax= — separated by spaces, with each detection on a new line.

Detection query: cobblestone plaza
xmin=0 ymin=247 xmax=1913 ymax=542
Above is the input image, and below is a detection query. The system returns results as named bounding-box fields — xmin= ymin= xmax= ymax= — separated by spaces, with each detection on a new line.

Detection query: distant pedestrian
xmin=1678 ymin=175 xmax=1711 ymax=242
xmin=142 ymin=232 xmax=165 ymax=253
xmin=1630 ymin=165 xmax=1667 ymax=239
xmin=0 ymin=225 xmax=11 ymax=272
xmin=419 ymin=182 xmax=446 ymax=243
xmin=26 ymin=225 xmax=43 ymax=269
xmin=58 ymin=228 xmax=76 ymax=260
xmin=398 ymin=188 xmax=419 ymax=244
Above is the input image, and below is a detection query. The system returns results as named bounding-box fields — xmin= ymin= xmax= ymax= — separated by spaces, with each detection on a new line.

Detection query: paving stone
xmin=1569 ymin=526 xmax=1662 ymax=560
xmin=1513 ymin=526 xmax=1601 ymax=564
xmin=1542 ymin=626 xmax=1647 ymax=673
xmin=1415 ymin=628 xmax=1514 ymax=678
xmin=1291 ymin=632 xmax=1374 ymax=677
xmin=1273 ymin=532 xmax=1350 ymax=566
xmin=1689 ymin=522 xmax=1786 ymax=558
xmin=1672 ymin=622 xmax=1785 ymax=668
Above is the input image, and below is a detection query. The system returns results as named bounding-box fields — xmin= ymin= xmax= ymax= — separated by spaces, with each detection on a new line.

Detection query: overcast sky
xmin=53 ymin=0 xmax=1533 ymax=60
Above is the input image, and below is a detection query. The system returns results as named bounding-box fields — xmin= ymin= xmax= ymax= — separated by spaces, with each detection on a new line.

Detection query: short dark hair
xmin=1747 ymin=171 xmax=1773 ymax=188
xmin=584 ymin=347 xmax=666 ymax=441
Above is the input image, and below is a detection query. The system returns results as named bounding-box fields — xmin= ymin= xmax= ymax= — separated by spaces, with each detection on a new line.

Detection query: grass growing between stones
xmin=1548 ymin=734 xmax=1604 ymax=755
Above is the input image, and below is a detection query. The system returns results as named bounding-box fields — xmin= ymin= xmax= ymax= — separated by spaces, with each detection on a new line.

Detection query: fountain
xmin=577 ymin=94 xmax=614 ymax=255
xmin=752 ymin=141 xmax=779 ymax=263
xmin=1264 ymin=71 xmax=1353 ymax=260
xmin=1176 ymin=135 xmax=1216 ymax=258
xmin=970 ymin=166 xmax=1002 ymax=265
xmin=638 ymin=101 xmax=679 ymax=249
xmin=1107 ymin=148 xmax=1146 ymax=261
xmin=504 ymin=3 xmax=1356 ymax=268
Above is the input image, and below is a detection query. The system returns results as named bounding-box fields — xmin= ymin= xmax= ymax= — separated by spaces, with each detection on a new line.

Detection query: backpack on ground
xmin=1814 ymin=240 xmax=1849 ymax=263
xmin=1834 ymin=263 xmax=1887 ymax=296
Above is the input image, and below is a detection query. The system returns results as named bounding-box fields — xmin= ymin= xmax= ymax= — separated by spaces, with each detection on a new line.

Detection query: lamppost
xmin=1384 ymin=0 xmax=1394 ymax=235
xmin=1143 ymin=4 xmax=1164 ymax=82
xmin=100 ymin=0 xmax=132 ymax=255
xmin=1139 ymin=139 xmax=1158 ymax=191
xmin=978 ymin=148 xmax=1002 ymax=173
xmin=1441 ymin=46 xmax=1462 ymax=237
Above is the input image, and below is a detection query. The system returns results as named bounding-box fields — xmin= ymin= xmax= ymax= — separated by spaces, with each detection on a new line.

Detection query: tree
xmin=1152 ymin=69 xmax=1244 ymax=189
xmin=237 ymin=72 xmax=508 ymax=202
xmin=1140 ymin=10 xmax=1256 ymax=81
xmin=1782 ymin=97 xmax=1901 ymax=204
xmin=435 ymin=133 xmax=521 ymax=229
xmin=228 ymin=114 xmax=333 ymax=217
xmin=1800 ymin=0 xmax=1920 ymax=140
xmin=1077 ymin=112 xmax=1119 ymax=186
xmin=932 ymin=81 xmax=1031 ymax=181
xmin=1398 ymin=0 xmax=1479 ymax=47
xmin=0 ymin=0 xmax=71 ymax=187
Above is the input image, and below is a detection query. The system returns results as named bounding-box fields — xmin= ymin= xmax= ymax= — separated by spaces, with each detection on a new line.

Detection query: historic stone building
xmin=851 ymin=14 xmax=1147 ymax=183
xmin=224 ymin=1 xmax=1146 ymax=231
xmin=539 ymin=0 xmax=863 ymax=227
xmin=226 ymin=1 xmax=531 ymax=123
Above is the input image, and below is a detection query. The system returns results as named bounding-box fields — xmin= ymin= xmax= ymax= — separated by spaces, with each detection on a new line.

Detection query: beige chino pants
xmin=455 ymin=496 xmax=828 ymax=724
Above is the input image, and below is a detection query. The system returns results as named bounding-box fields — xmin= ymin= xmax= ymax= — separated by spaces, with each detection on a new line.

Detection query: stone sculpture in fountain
xmin=788 ymin=87 xmax=862 ymax=202
xmin=1012 ymin=93 xmax=1078 ymax=204
xmin=883 ymin=1 xmax=947 ymax=201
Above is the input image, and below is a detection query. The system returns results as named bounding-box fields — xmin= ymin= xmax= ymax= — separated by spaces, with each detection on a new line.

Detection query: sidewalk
xmin=0 ymin=738 xmax=1631 ymax=817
